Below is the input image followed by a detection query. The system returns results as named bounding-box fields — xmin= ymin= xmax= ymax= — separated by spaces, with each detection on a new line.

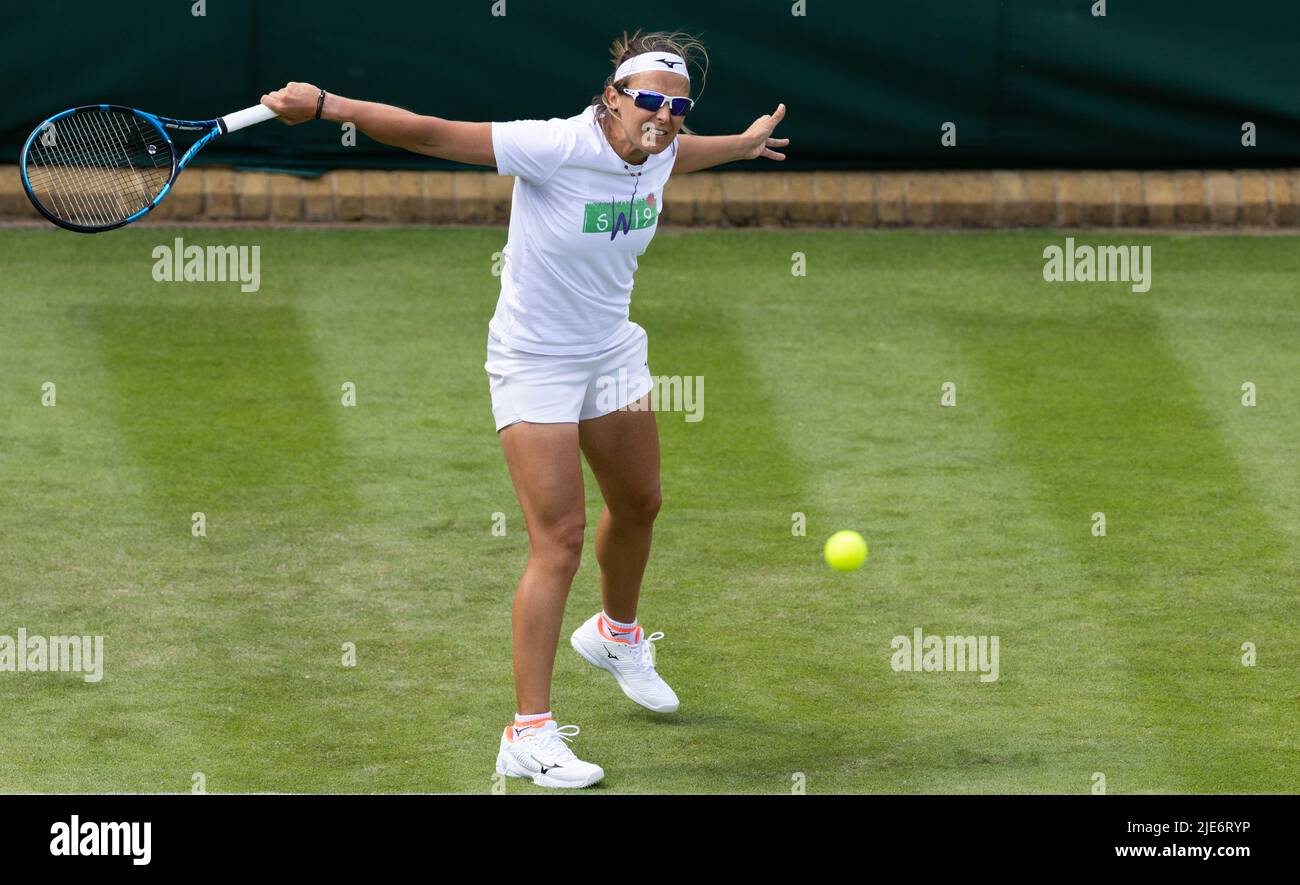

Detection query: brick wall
xmin=4 ymin=167 xmax=1299 ymax=227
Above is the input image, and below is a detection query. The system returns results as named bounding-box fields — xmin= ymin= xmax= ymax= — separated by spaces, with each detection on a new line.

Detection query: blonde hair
xmin=590 ymin=29 xmax=709 ymax=136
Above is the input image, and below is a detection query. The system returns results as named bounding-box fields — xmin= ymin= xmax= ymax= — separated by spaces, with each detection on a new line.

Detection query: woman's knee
xmin=612 ymin=486 xmax=662 ymax=524
xmin=530 ymin=515 xmax=586 ymax=574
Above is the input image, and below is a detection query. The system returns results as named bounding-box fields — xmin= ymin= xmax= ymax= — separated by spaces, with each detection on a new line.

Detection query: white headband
xmin=614 ymin=52 xmax=689 ymax=84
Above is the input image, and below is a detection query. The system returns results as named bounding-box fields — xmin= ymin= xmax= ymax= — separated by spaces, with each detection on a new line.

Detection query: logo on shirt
xmin=582 ymin=193 xmax=658 ymax=237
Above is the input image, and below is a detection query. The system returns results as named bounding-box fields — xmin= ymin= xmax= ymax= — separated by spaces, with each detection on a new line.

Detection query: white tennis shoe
xmin=495 ymin=719 xmax=604 ymax=789
xmin=570 ymin=612 xmax=680 ymax=713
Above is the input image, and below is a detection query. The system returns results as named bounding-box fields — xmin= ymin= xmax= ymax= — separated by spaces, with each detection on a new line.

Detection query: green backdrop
xmin=3 ymin=0 xmax=1298 ymax=171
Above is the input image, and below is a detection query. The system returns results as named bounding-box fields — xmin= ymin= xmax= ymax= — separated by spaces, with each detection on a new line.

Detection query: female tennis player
xmin=262 ymin=29 xmax=788 ymax=788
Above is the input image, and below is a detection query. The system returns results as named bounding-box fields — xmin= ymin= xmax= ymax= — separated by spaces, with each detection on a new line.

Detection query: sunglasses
xmin=620 ymin=88 xmax=694 ymax=117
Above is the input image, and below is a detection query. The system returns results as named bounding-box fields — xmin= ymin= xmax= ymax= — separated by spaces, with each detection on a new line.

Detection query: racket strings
xmin=71 ymin=112 xmax=164 ymax=222
xmin=24 ymin=108 xmax=173 ymax=229
xmin=28 ymin=113 xmax=143 ymax=226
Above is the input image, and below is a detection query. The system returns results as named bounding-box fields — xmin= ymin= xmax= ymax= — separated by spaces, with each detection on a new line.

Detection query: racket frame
xmin=20 ymin=103 xmax=268 ymax=234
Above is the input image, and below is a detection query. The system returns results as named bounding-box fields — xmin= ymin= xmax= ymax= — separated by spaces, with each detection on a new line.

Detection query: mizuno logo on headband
xmin=614 ymin=52 xmax=690 ymax=83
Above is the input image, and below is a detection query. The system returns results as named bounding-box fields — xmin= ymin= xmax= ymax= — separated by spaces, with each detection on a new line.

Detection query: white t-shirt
xmin=489 ymin=105 xmax=677 ymax=354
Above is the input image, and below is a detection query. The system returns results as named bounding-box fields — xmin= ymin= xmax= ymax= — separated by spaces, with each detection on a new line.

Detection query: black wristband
xmin=314 ymin=89 xmax=327 ymax=120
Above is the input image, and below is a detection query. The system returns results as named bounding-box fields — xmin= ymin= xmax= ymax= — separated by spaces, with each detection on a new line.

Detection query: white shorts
xmin=484 ymin=323 xmax=653 ymax=432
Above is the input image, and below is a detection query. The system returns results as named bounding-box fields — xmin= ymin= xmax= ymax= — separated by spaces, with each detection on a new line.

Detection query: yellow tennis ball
xmin=823 ymin=530 xmax=868 ymax=572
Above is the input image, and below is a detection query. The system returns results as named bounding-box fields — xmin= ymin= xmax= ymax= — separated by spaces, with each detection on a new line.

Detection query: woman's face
xmin=604 ymin=70 xmax=691 ymax=155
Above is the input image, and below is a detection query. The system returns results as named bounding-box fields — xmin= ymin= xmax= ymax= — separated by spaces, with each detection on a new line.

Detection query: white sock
xmin=602 ymin=611 xmax=638 ymax=633
xmin=515 ymin=711 xmax=552 ymax=725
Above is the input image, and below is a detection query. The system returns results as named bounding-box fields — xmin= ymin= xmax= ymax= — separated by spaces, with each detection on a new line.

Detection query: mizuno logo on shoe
xmin=531 ymin=755 xmax=561 ymax=774
xmin=605 ymin=648 xmax=620 ymax=660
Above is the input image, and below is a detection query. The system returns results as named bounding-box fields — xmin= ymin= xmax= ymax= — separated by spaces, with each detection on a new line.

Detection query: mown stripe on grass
xmin=955 ymin=296 xmax=1296 ymax=792
xmin=0 ymin=286 xmax=215 ymax=790
xmin=83 ymin=303 xmax=358 ymax=522
xmin=77 ymin=302 xmax=375 ymax=790
xmin=695 ymin=231 xmax=1139 ymax=792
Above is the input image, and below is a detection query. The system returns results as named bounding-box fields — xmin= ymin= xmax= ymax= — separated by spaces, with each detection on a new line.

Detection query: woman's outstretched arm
xmin=675 ymin=102 xmax=788 ymax=174
xmin=260 ymin=82 xmax=496 ymax=167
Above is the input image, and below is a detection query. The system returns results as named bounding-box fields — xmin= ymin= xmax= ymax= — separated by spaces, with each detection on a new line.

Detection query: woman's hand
xmin=259 ymin=82 xmax=323 ymax=125
xmin=739 ymin=103 xmax=789 ymax=161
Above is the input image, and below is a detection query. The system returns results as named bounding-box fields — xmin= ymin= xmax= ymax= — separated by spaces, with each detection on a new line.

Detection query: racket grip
xmin=221 ymin=104 xmax=279 ymax=133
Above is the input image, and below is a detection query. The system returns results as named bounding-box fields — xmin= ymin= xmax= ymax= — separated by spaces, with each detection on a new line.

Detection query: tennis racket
xmin=19 ymin=103 xmax=278 ymax=233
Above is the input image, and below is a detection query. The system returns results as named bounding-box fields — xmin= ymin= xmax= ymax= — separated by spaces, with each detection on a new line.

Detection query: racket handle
xmin=221 ymin=104 xmax=279 ymax=134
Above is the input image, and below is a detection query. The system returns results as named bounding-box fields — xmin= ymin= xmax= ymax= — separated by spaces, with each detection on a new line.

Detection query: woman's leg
xmin=577 ymin=393 xmax=662 ymax=622
xmin=499 ymin=421 xmax=586 ymax=715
